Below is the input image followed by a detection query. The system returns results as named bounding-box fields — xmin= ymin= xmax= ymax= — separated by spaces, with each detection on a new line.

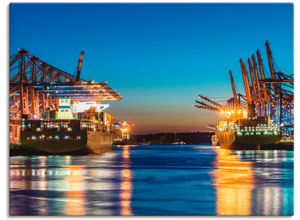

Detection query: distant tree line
xmin=129 ymin=132 xmax=213 ymax=145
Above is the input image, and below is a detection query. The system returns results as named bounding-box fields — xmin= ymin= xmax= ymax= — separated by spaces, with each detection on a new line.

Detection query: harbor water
xmin=10 ymin=145 xmax=294 ymax=216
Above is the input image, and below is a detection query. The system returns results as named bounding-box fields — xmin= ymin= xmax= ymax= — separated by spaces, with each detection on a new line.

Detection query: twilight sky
xmin=10 ymin=3 xmax=293 ymax=134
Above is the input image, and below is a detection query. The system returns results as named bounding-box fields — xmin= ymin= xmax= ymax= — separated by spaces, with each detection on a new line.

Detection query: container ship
xmin=195 ymin=41 xmax=294 ymax=149
xmin=19 ymin=98 xmax=117 ymax=154
xmin=10 ymin=49 xmax=131 ymax=154
xmin=213 ymin=117 xmax=281 ymax=149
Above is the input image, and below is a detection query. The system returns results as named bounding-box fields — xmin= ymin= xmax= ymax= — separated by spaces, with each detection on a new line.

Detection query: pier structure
xmin=195 ymin=41 xmax=294 ymax=140
xmin=9 ymin=49 xmax=123 ymax=143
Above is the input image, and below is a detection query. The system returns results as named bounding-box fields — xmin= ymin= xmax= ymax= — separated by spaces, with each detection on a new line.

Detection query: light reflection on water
xmin=120 ymin=145 xmax=133 ymax=216
xmin=64 ymin=165 xmax=86 ymax=216
xmin=213 ymin=149 xmax=254 ymax=215
xmin=10 ymin=145 xmax=293 ymax=216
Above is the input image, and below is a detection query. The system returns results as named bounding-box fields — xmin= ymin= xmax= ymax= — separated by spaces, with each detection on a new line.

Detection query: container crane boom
xmin=256 ymin=50 xmax=270 ymax=104
xmin=251 ymin=54 xmax=264 ymax=105
xmin=239 ymin=59 xmax=252 ymax=105
xmin=195 ymin=100 xmax=220 ymax=112
xmin=198 ymin=95 xmax=223 ymax=108
xmin=265 ymin=41 xmax=278 ymax=96
xmin=194 ymin=105 xmax=219 ymax=113
xmin=229 ymin=70 xmax=239 ymax=108
xmin=76 ymin=49 xmax=84 ymax=82
xmin=247 ymin=58 xmax=258 ymax=105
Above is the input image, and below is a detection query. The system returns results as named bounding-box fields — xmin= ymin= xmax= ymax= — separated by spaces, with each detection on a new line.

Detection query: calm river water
xmin=10 ymin=145 xmax=294 ymax=216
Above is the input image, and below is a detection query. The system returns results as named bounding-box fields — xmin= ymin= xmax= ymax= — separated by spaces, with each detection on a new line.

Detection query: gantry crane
xmin=10 ymin=49 xmax=122 ymax=143
xmin=195 ymin=41 xmax=294 ymax=133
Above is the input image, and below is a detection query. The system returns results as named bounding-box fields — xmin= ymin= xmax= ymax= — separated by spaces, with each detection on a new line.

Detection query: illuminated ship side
xmin=216 ymin=117 xmax=281 ymax=149
xmin=19 ymin=97 xmax=116 ymax=154
xmin=20 ymin=119 xmax=113 ymax=154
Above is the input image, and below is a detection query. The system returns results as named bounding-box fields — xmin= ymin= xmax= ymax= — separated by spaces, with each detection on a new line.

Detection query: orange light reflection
xmin=64 ymin=165 xmax=86 ymax=216
xmin=213 ymin=149 xmax=254 ymax=216
xmin=120 ymin=145 xmax=133 ymax=216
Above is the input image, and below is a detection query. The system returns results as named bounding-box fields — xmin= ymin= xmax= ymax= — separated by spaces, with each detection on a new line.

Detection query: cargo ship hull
xmin=86 ymin=131 xmax=114 ymax=154
xmin=20 ymin=130 xmax=113 ymax=154
xmin=216 ymin=129 xmax=281 ymax=149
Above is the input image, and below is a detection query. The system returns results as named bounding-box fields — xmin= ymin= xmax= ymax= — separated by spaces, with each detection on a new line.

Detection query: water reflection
xmin=64 ymin=165 xmax=86 ymax=216
xmin=213 ymin=149 xmax=294 ymax=216
xmin=10 ymin=152 xmax=126 ymax=216
xmin=119 ymin=145 xmax=133 ymax=216
xmin=213 ymin=149 xmax=254 ymax=215
xmin=10 ymin=145 xmax=293 ymax=216
xmin=10 ymin=156 xmax=88 ymax=215
xmin=235 ymin=150 xmax=290 ymax=163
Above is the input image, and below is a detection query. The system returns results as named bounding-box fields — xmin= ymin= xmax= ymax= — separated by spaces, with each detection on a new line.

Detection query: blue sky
xmin=10 ymin=3 xmax=293 ymax=134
